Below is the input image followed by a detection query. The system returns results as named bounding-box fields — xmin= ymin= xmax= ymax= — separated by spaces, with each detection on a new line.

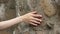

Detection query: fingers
xmin=29 ymin=19 xmax=41 ymax=26
xmin=30 ymin=23 xmax=37 ymax=26
xmin=29 ymin=17 xmax=42 ymax=26
xmin=32 ymin=14 xmax=42 ymax=18
xmin=29 ymin=11 xmax=42 ymax=18
xmin=25 ymin=11 xmax=43 ymax=26
xmin=30 ymin=20 xmax=40 ymax=24
xmin=32 ymin=18 xmax=42 ymax=22
xmin=29 ymin=13 xmax=42 ymax=26
xmin=30 ymin=11 xmax=37 ymax=14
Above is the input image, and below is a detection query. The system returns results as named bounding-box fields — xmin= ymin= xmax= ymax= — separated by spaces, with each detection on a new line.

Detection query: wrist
xmin=19 ymin=16 xmax=24 ymax=22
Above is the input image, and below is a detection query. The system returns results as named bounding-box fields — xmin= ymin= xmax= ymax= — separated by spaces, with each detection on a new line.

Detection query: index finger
xmin=31 ymin=11 xmax=37 ymax=14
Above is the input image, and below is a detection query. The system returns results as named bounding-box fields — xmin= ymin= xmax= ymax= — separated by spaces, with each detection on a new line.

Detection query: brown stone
xmin=24 ymin=32 xmax=30 ymax=34
xmin=40 ymin=0 xmax=56 ymax=17
xmin=36 ymin=31 xmax=43 ymax=34
xmin=0 ymin=30 xmax=11 ymax=34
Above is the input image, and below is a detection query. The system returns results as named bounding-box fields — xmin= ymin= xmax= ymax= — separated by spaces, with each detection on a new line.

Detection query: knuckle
xmin=40 ymin=20 xmax=42 ymax=22
xmin=39 ymin=15 xmax=42 ymax=17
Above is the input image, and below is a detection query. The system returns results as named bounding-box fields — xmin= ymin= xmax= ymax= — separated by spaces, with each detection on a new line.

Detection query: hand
xmin=20 ymin=11 xmax=42 ymax=26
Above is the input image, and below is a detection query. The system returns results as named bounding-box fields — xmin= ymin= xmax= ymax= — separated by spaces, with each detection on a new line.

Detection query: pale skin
xmin=0 ymin=11 xmax=42 ymax=30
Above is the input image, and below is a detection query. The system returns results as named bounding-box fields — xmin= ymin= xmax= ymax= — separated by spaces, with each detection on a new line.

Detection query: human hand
xmin=21 ymin=11 xmax=42 ymax=26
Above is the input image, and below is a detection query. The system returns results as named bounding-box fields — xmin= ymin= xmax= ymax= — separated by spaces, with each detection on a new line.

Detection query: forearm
xmin=0 ymin=11 xmax=42 ymax=30
xmin=0 ymin=16 xmax=23 ymax=30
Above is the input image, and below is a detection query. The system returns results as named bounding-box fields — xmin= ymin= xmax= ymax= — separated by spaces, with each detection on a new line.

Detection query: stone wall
xmin=14 ymin=0 xmax=60 ymax=34
xmin=0 ymin=0 xmax=60 ymax=34
xmin=0 ymin=0 xmax=16 ymax=34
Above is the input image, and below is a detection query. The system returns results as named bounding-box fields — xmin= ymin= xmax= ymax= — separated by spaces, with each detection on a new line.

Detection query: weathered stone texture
xmin=14 ymin=0 xmax=60 ymax=34
xmin=0 ymin=0 xmax=60 ymax=34
xmin=0 ymin=0 xmax=16 ymax=34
